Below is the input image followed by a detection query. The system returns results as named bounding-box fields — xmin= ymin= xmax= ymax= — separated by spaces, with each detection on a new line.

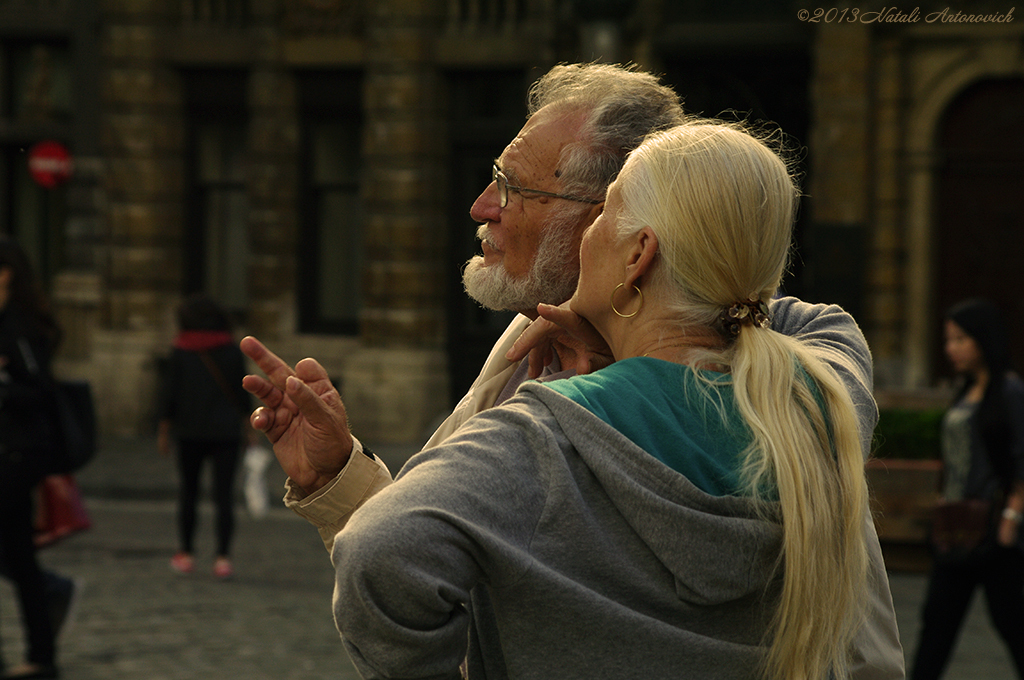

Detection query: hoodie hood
xmin=521 ymin=381 xmax=783 ymax=607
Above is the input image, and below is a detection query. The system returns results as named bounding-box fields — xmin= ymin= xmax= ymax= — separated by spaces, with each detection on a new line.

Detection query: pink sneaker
xmin=213 ymin=557 xmax=234 ymax=579
xmin=170 ymin=552 xmax=195 ymax=574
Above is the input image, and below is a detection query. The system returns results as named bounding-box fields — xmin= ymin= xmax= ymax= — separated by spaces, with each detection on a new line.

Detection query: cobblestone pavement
xmin=2 ymin=500 xmax=362 ymax=680
xmin=1 ymin=438 xmax=1020 ymax=679
xmin=889 ymin=570 xmax=1018 ymax=679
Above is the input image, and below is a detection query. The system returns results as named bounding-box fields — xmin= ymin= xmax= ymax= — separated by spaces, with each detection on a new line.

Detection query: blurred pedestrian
xmin=157 ymin=294 xmax=250 ymax=579
xmin=910 ymin=298 xmax=1024 ymax=679
xmin=0 ymin=237 xmax=65 ymax=679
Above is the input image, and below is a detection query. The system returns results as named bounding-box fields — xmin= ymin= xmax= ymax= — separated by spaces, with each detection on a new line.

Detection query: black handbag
xmin=16 ymin=337 xmax=97 ymax=474
xmin=48 ymin=379 xmax=98 ymax=474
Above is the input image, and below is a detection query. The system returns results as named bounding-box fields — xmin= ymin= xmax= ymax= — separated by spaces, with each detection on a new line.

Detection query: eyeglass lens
xmin=492 ymin=165 xmax=508 ymax=208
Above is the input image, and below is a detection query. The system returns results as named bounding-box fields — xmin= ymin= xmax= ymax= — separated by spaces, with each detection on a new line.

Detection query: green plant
xmin=871 ymin=408 xmax=944 ymax=460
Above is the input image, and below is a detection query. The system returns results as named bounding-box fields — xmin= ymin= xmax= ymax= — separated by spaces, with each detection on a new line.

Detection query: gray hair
xmin=527 ymin=63 xmax=687 ymax=199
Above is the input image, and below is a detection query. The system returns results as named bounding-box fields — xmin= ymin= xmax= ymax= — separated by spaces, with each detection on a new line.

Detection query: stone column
xmin=52 ymin=0 xmax=104 ymax=367
xmin=92 ymin=1 xmax=182 ymax=435
xmin=868 ymin=36 xmax=907 ymax=387
xmin=247 ymin=57 xmax=298 ymax=339
xmin=806 ymin=23 xmax=872 ymax=323
xmin=341 ymin=0 xmax=451 ymax=442
xmin=103 ymin=5 xmax=183 ymax=330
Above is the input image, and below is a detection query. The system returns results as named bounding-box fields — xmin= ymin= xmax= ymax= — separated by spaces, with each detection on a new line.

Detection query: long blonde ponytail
xmin=731 ymin=329 xmax=868 ymax=680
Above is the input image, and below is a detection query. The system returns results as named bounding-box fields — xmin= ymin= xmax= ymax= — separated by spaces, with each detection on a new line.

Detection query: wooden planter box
xmin=866 ymin=458 xmax=943 ymax=572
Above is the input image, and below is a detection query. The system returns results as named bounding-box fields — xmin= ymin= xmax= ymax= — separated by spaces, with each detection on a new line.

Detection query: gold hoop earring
xmin=610 ymin=283 xmax=643 ymax=319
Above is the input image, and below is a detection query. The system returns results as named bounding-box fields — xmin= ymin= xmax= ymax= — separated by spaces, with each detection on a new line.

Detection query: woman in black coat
xmin=158 ymin=294 xmax=250 ymax=579
xmin=0 ymin=238 xmax=61 ymax=679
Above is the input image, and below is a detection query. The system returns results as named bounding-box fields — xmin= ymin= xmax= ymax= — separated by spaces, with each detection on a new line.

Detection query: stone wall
xmin=57 ymin=1 xmax=184 ymax=436
xmin=67 ymin=0 xmax=476 ymax=443
xmin=898 ymin=21 xmax=1024 ymax=387
xmin=809 ymin=20 xmax=1024 ymax=389
xmin=103 ymin=7 xmax=183 ymax=331
xmin=345 ymin=0 xmax=450 ymax=441
xmin=45 ymin=2 xmax=1023 ymax=442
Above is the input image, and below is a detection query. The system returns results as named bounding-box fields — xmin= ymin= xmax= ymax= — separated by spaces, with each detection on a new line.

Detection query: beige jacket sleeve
xmin=283 ymin=438 xmax=394 ymax=553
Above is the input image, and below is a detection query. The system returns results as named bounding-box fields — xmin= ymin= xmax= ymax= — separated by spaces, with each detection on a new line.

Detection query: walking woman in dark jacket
xmin=0 ymin=238 xmax=61 ymax=679
xmin=158 ymin=294 xmax=250 ymax=579
xmin=911 ymin=298 xmax=1024 ymax=679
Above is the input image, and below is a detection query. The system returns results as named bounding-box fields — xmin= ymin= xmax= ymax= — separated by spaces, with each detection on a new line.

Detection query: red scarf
xmin=173 ymin=330 xmax=234 ymax=352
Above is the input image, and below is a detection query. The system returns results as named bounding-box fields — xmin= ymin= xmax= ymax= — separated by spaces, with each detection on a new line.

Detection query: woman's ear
xmin=623 ymin=227 xmax=659 ymax=288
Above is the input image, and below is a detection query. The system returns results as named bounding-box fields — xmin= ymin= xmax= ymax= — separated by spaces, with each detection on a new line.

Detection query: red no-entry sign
xmin=28 ymin=140 xmax=74 ymax=189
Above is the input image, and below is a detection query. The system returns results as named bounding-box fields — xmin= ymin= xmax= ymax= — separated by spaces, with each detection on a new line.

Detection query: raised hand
xmin=240 ymin=336 xmax=353 ymax=494
xmin=506 ymin=302 xmax=614 ymax=378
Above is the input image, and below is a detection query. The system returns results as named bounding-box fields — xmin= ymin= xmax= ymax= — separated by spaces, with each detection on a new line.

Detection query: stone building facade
xmin=808 ymin=9 xmax=1024 ymax=390
xmin=1 ymin=0 xmax=1021 ymax=442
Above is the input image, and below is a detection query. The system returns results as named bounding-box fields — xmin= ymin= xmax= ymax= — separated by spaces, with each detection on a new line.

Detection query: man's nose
xmin=470 ymin=181 xmax=502 ymax=224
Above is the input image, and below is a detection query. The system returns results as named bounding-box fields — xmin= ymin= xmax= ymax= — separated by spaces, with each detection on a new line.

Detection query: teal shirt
xmin=544 ymin=357 xmax=753 ymax=496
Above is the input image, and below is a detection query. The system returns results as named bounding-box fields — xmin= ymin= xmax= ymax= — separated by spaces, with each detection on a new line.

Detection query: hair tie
xmin=718 ymin=299 xmax=771 ymax=337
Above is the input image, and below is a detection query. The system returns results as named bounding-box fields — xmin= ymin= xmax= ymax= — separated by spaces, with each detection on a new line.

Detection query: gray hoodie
xmin=337 ymin=382 xmax=812 ymax=679
xmin=319 ymin=299 xmax=902 ymax=679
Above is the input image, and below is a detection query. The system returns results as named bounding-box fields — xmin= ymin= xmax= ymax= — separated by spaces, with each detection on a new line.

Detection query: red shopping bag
xmin=34 ymin=474 xmax=92 ymax=548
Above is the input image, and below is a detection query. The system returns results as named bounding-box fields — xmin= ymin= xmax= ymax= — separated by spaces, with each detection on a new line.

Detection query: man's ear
xmin=623 ymin=226 xmax=659 ymax=288
xmin=582 ymin=200 xmax=605 ymax=228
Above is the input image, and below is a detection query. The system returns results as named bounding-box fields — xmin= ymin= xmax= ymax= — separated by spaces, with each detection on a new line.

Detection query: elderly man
xmin=241 ymin=63 xmax=905 ymax=679
xmin=243 ymin=62 xmax=685 ymax=499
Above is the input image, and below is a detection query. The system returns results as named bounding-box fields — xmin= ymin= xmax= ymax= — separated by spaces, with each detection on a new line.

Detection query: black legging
xmin=0 ymin=459 xmax=56 ymax=668
xmin=911 ymin=545 xmax=1024 ymax=680
xmin=175 ymin=439 xmax=241 ymax=557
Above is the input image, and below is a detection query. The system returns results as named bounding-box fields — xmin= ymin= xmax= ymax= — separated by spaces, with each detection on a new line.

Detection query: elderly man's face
xmin=464 ymin=105 xmax=602 ymax=316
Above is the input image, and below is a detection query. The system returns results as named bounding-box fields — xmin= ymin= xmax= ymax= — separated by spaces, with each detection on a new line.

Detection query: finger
xmin=294 ymin=357 xmax=334 ymax=390
xmin=250 ymin=406 xmax=272 ymax=433
xmin=536 ymin=304 xmax=606 ymax=348
xmin=251 ymin=404 xmax=297 ymax=445
xmin=294 ymin=358 xmax=351 ymax=421
xmin=576 ymin=350 xmax=615 ymax=376
xmin=242 ymin=373 xmax=273 ymax=398
xmin=286 ymin=375 xmax=346 ymax=432
xmin=249 ymin=406 xmax=290 ymax=446
xmin=577 ymin=355 xmax=597 ymax=376
xmin=542 ymin=305 xmax=612 ymax=356
xmin=527 ymin=344 xmax=552 ymax=380
xmin=506 ymin=316 xmax=561 ymax=362
xmin=242 ymin=374 xmax=287 ymax=411
xmin=240 ymin=336 xmax=296 ymax=390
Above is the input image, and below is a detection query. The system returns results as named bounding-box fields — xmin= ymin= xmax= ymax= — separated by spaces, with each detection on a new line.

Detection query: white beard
xmin=462 ymin=207 xmax=582 ymax=312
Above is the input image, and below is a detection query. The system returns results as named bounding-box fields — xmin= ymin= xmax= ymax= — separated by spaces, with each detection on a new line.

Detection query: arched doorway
xmin=933 ymin=79 xmax=1024 ymax=382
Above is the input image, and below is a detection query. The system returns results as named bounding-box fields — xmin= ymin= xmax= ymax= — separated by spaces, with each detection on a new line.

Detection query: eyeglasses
xmin=492 ymin=164 xmax=602 ymax=209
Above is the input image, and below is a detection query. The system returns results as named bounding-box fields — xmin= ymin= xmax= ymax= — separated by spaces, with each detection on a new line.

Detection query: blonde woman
xmin=258 ymin=122 xmax=880 ymax=679
xmin=508 ymin=121 xmax=874 ymax=679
